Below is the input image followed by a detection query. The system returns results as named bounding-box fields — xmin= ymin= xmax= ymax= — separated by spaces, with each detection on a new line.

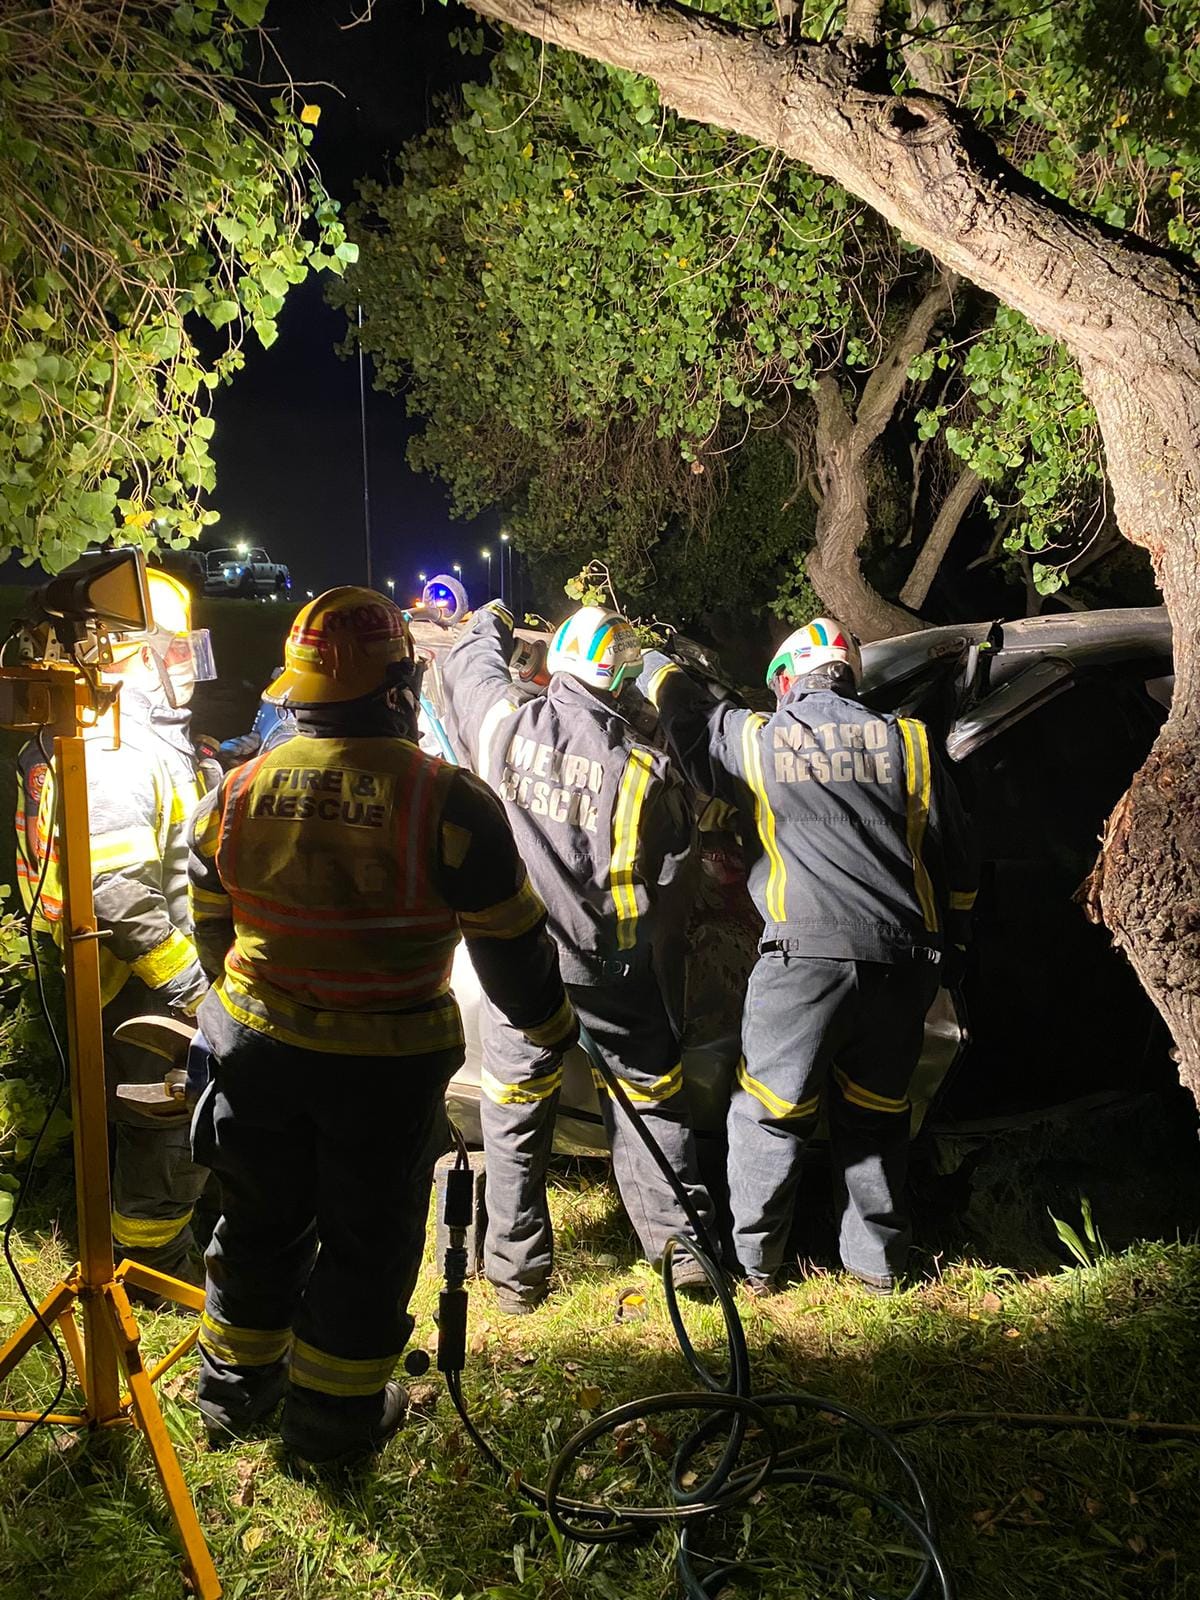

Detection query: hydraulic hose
xmin=437 ymin=1028 xmax=956 ymax=1598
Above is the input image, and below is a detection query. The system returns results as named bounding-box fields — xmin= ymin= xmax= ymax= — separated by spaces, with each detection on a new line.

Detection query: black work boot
xmin=200 ymin=1362 xmax=290 ymax=1449
xmin=281 ymin=1381 xmax=409 ymax=1470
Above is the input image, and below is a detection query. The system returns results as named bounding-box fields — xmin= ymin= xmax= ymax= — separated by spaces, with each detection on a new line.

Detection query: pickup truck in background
xmin=203 ymin=546 xmax=291 ymax=599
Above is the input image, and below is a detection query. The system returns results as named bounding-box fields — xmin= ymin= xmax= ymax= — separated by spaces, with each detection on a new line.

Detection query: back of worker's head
xmin=103 ymin=569 xmax=215 ymax=710
xmin=766 ymin=618 xmax=862 ymax=703
xmin=547 ymin=606 xmax=643 ymax=696
xmin=265 ymin=586 xmax=422 ymax=734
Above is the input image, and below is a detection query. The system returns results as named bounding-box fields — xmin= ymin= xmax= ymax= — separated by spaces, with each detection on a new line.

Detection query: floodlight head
xmin=35 ymin=548 xmax=151 ymax=634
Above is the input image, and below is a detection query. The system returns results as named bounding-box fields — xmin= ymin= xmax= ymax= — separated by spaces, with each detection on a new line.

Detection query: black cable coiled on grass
xmin=443 ymin=1035 xmax=955 ymax=1599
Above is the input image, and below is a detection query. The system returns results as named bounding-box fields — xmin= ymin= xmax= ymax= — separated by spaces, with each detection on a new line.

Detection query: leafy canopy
xmin=349 ymin=2 xmax=1200 ymax=608
xmin=0 ymin=0 xmax=357 ymax=570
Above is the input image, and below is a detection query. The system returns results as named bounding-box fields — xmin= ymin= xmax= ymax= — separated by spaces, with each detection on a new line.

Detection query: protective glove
xmin=216 ymin=731 xmax=263 ymax=766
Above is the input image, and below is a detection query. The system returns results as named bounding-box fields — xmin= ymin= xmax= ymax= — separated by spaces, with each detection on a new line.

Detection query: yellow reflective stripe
xmin=459 ymin=879 xmax=546 ymax=940
xmin=91 ymin=825 xmax=159 ymax=874
xmin=289 ymin=1337 xmax=400 ymax=1398
xmin=834 ymin=1067 xmax=909 ymax=1114
xmin=130 ymin=929 xmax=198 ymax=989
xmin=442 ymin=819 xmax=472 ymax=869
xmin=898 ymin=719 xmax=938 ymax=934
xmin=736 ymin=1058 xmax=819 ymax=1121
xmin=741 ymin=715 xmax=787 ymax=923
xmin=169 ymin=784 xmax=202 ymax=825
xmin=478 ymin=697 xmax=518 ymax=787
xmin=522 ymin=994 xmax=575 ymax=1050
xmin=214 ymin=974 xmax=463 ymax=1057
xmin=193 ymin=803 xmax=222 ymax=855
xmin=190 ymin=883 xmax=230 ymax=912
xmin=481 ymin=1063 xmax=564 ymax=1106
xmin=610 ymin=747 xmax=655 ymax=952
xmin=644 ymin=662 xmax=681 ymax=708
xmin=949 ymin=889 xmax=977 ymax=911
xmin=593 ymin=1061 xmax=683 ymax=1105
xmin=111 ymin=1208 xmax=193 ymax=1249
xmin=199 ymin=1313 xmax=292 ymax=1368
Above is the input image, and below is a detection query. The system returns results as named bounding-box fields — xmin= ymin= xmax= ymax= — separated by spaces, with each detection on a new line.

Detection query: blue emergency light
xmin=421 ymin=573 xmax=469 ymax=622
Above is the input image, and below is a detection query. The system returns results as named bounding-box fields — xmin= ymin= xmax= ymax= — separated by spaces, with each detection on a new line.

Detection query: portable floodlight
xmin=0 ymin=544 xmax=221 ymax=1599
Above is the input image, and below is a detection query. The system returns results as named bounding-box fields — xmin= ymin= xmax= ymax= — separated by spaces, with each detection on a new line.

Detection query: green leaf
xmin=207 ymin=300 xmax=240 ymax=329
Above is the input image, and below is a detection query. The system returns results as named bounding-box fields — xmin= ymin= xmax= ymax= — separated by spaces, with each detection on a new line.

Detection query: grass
xmin=2 ymin=1168 xmax=1199 ymax=1600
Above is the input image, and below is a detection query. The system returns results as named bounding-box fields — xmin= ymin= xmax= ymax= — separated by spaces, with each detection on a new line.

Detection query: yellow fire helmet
xmin=265 ymin=586 xmax=416 ymax=706
xmin=107 ymin=568 xmax=216 ymax=681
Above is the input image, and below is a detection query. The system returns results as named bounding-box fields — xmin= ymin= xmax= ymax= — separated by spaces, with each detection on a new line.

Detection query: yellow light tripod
xmin=0 ymin=722 xmax=221 ymax=1599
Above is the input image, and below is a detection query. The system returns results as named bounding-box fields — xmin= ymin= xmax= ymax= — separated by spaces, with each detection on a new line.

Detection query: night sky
xmin=207 ymin=0 xmax=497 ymax=602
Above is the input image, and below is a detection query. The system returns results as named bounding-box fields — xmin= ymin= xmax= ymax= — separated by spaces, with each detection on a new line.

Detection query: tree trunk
xmin=468 ymin=0 xmax=1200 ymax=1103
xmin=900 ymin=466 xmax=982 ymax=610
xmin=807 ymin=374 xmax=926 ymax=641
xmin=805 ymin=277 xmax=953 ymax=640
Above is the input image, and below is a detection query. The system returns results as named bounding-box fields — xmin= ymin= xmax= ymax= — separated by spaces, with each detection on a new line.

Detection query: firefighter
xmin=441 ymin=602 xmax=712 ymax=1315
xmin=19 ymin=571 xmax=216 ymax=1282
xmin=187 ymin=588 xmax=576 ymax=1466
xmin=643 ymin=619 xmax=977 ymax=1295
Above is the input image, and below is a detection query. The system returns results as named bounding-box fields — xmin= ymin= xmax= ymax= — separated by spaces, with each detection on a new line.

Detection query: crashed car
xmin=416 ymin=606 xmax=1172 ymax=1153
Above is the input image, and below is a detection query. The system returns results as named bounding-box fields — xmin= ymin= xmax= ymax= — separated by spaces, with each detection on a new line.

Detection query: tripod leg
xmin=103 ymin=1283 xmax=222 ymax=1600
xmin=56 ymin=1304 xmax=86 ymax=1382
xmin=119 ymin=1259 xmax=206 ymax=1315
xmin=0 ymin=1281 xmax=78 ymax=1382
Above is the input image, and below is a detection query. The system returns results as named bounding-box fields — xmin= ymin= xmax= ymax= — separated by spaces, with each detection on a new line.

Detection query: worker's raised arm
xmin=441 ymin=602 xmax=533 ymax=777
xmin=641 ymin=648 xmax=754 ymax=805
xmin=187 ymin=783 xmax=235 ymax=983
xmin=438 ymin=768 xmax=577 ymax=1054
xmin=90 ymin=750 xmax=207 ymax=1014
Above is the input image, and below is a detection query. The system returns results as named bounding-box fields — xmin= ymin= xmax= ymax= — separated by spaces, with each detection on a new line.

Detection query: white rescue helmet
xmin=766 ymin=617 xmax=862 ymax=694
xmin=547 ymin=606 xmax=643 ymax=693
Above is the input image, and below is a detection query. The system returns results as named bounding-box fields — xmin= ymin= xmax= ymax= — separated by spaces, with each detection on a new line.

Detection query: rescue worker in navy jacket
xmin=442 ymin=602 xmax=712 ymax=1315
xmin=19 ymin=571 xmax=214 ymax=1282
xmin=188 ymin=587 xmax=576 ymax=1466
xmin=643 ymin=618 xmax=976 ymax=1295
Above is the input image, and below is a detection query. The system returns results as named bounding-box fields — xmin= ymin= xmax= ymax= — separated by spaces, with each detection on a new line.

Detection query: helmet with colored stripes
xmin=266 ymin=586 xmax=416 ymax=705
xmin=547 ymin=606 xmax=643 ymax=693
xmin=766 ymin=618 xmax=862 ymax=691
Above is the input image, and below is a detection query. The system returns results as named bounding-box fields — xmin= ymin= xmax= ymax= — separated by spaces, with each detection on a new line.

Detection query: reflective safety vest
xmin=20 ymin=713 xmax=205 ymax=1006
xmin=210 ymin=734 xmax=464 ymax=1055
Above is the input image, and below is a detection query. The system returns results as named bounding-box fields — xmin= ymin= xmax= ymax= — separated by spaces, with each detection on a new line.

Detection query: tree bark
xmin=805 ymin=277 xmax=951 ymax=640
xmin=467 ymin=0 xmax=1200 ymax=1104
xmin=900 ymin=465 xmax=982 ymax=610
xmin=806 ymin=375 xmax=920 ymax=640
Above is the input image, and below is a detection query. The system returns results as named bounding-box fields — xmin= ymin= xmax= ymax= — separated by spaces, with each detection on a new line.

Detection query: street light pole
xmin=499 ymin=532 xmax=510 ymax=609
xmin=357 ymin=303 xmax=373 ymax=589
xmin=481 ymin=548 xmax=492 ymax=598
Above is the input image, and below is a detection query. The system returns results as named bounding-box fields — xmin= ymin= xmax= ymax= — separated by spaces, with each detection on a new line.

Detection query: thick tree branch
xmin=807 ymin=373 xmax=927 ymax=641
xmin=854 ymin=274 xmax=953 ymax=447
xmin=899 ymin=463 xmax=982 ymax=609
xmin=843 ymin=0 xmax=886 ymax=50
xmin=902 ymin=0 xmax=953 ymax=95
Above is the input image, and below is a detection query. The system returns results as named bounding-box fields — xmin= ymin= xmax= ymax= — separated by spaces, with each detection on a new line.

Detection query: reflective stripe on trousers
xmin=728 ymin=951 xmax=938 ymax=1285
